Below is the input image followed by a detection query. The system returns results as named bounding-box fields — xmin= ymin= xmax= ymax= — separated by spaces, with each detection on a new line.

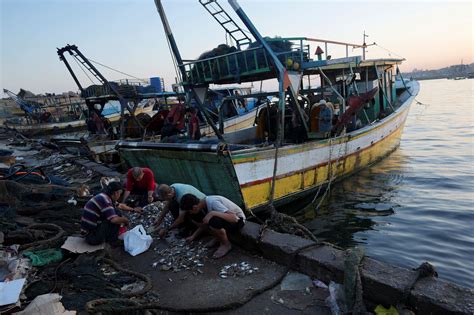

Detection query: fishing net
xmin=344 ymin=247 xmax=366 ymax=313
xmin=25 ymin=254 xmax=145 ymax=313
xmin=0 ymin=205 xmax=16 ymax=231
xmin=0 ymin=181 xmax=73 ymax=215
xmin=260 ymin=205 xmax=318 ymax=242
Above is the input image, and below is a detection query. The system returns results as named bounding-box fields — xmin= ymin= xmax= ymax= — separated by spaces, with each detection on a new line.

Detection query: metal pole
xmin=57 ymin=48 xmax=85 ymax=93
xmin=228 ymin=0 xmax=287 ymax=143
xmin=154 ymin=0 xmax=184 ymax=71
xmin=154 ymin=0 xmax=224 ymax=141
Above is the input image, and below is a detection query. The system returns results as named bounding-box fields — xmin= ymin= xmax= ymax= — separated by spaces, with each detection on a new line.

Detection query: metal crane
xmin=57 ymin=44 xmax=144 ymax=138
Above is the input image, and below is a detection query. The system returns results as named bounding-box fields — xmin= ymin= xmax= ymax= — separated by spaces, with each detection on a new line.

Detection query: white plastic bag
xmin=123 ymin=225 xmax=153 ymax=256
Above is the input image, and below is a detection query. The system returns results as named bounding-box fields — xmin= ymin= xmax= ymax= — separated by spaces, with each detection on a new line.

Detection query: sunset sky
xmin=1 ymin=0 xmax=472 ymax=94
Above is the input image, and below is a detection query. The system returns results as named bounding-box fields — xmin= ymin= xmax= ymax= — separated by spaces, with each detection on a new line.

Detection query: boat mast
xmin=154 ymin=0 xmax=224 ymax=141
xmin=362 ymin=31 xmax=368 ymax=60
xmin=153 ymin=0 xmax=184 ymax=68
xmin=228 ymin=0 xmax=289 ymax=144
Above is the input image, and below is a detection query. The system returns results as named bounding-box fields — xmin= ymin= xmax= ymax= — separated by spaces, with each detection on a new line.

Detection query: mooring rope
xmin=19 ymin=223 xmax=65 ymax=251
xmin=100 ymin=257 xmax=153 ymax=297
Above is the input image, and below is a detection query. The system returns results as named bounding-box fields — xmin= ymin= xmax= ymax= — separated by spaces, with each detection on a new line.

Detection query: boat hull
xmin=3 ymin=106 xmax=154 ymax=136
xmin=118 ymin=81 xmax=419 ymax=212
xmin=237 ymin=112 xmax=408 ymax=210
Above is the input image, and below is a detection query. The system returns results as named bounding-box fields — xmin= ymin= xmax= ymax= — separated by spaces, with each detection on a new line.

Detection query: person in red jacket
xmin=122 ymin=167 xmax=157 ymax=205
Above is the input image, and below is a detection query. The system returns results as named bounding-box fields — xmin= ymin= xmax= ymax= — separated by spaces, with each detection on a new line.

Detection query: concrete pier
xmin=231 ymin=222 xmax=474 ymax=314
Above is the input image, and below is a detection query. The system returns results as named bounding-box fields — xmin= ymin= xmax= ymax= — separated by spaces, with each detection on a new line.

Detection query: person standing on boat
xmin=154 ymin=183 xmax=206 ymax=237
xmin=87 ymin=109 xmax=106 ymax=134
xmin=319 ymin=100 xmax=334 ymax=133
xmin=185 ymin=107 xmax=201 ymax=140
xmin=290 ymin=109 xmax=308 ymax=144
xmin=81 ymin=181 xmax=141 ymax=245
xmin=122 ymin=167 xmax=157 ymax=206
xmin=166 ymin=101 xmax=186 ymax=132
xmin=180 ymin=194 xmax=245 ymax=259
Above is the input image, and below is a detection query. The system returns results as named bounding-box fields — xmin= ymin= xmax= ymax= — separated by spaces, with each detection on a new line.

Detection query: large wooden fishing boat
xmin=117 ymin=0 xmax=419 ymax=213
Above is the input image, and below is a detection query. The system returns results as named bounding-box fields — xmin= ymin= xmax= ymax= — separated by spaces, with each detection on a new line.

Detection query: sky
xmin=1 ymin=0 xmax=472 ymax=95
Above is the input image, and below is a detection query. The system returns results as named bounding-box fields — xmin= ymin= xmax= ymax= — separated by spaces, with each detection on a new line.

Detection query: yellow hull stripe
xmin=240 ymin=125 xmax=404 ymax=210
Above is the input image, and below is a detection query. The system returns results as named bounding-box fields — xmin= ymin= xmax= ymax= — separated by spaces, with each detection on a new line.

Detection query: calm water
xmin=297 ymin=79 xmax=474 ymax=288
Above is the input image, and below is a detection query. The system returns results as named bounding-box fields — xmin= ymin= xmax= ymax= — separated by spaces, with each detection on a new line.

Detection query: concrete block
xmin=296 ymin=245 xmax=345 ymax=284
xmin=410 ymin=277 xmax=474 ymax=314
xmin=360 ymin=257 xmax=416 ymax=307
xmin=230 ymin=221 xmax=261 ymax=252
xmin=230 ymin=221 xmax=474 ymax=314
xmin=258 ymin=228 xmax=314 ymax=266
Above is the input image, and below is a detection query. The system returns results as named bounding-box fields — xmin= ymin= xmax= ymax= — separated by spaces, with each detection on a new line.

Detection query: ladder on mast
xmin=199 ymin=0 xmax=252 ymax=49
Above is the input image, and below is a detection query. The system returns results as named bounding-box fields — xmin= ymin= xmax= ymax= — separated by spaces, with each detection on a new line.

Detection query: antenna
xmin=363 ymin=31 xmax=369 ymax=60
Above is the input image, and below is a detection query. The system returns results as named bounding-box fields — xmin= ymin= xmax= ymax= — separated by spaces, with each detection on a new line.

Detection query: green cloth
xmin=23 ymin=248 xmax=63 ymax=267
xmin=374 ymin=305 xmax=399 ymax=315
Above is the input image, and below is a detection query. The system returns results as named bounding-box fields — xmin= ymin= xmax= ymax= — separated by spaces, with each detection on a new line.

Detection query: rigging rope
xmin=164 ymin=29 xmax=182 ymax=85
xmin=374 ymin=43 xmax=405 ymax=59
xmin=72 ymin=56 xmax=96 ymax=86
xmin=88 ymin=58 xmax=148 ymax=84
xmin=308 ymin=65 xmax=353 ymax=211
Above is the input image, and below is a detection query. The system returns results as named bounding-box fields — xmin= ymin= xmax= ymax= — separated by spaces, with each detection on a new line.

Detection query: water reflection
xmin=287 ymin=79 xmax=474 ymax=288
xmin=293 ymin=149 xmax=408 ymax=248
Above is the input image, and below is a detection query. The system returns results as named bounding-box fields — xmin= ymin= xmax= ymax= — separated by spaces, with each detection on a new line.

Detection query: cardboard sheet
xmin=61 ymin=236 xmax=104 ymax=253
xmin=15 ymin=293 xmax=76 ymax=315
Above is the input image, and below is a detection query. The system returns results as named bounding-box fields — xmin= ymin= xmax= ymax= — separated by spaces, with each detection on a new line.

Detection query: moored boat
xmin=2 ymin=87 xmax=154 ymax=137
xmin=117 ymin=0 xmax=420 ymax=213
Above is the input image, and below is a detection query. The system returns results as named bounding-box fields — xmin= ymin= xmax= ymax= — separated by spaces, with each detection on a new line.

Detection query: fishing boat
xmin=117 ymin=0 xmax=420 ymax=213
xmin=1 ymin=88 xmax=154 ymax=137
xmin=50 ymin=44 xmax=264 ymax=160
xmin=2 ymin=88 xmax=88 ymax=136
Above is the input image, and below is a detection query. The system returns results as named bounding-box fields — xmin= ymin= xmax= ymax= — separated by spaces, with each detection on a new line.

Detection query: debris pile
xmin=219 ymin=261 xmax=259 ymax=278
xmin=152 ymin=239 xmax=208 ymax=274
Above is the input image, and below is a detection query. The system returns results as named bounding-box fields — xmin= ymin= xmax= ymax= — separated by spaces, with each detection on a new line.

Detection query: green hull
xmin=118 ymin=144 xmax=245 ymax=207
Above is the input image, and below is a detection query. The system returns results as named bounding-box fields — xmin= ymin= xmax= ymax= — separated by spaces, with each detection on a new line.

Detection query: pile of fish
xmin=127 ymin=202 xmax=174 ymax=232
xmin=152 ymin=239 xmax=208 ymax=274
xmin=219 ymin=261 xmax=259 ymax=278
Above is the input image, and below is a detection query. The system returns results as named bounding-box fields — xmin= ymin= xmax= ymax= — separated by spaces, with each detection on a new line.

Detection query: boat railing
xmin=178 ymin=35 xmax=368 ymax=85
xmin=180 ymin=43 xmax=310 ymax=85
xmin=81 ymin=80 xmax=160 ymax=100
xmin=271 ymin=36 xmax=364 ymax=59
xmin=180 ymin=46 xmax=270 ymax=85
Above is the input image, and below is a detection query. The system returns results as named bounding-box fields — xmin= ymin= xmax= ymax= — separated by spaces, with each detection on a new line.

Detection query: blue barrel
xmin=150 ymin=77 xmax=163 ymax=93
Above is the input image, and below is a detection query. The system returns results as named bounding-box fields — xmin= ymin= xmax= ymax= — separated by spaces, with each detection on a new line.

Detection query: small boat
xmin=2 ymin=88 xmax=88 ymax=136
xmin=117 ymin=0 xmax=420 ymax=214
xmin=2 ymin=88 xmax=154 ymax=137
